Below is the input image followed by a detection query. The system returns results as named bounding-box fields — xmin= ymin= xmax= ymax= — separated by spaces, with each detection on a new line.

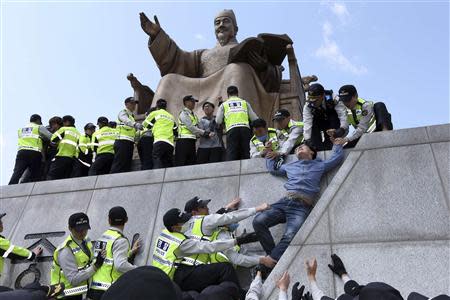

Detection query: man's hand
xmin=302 ymin=292 xmax=313 ymax=300
xmin=266 ymin=151 xmax=280 ymax=159
xmin=32 ymin=246 xmax=43 ymax=257
xmin=326 ymin=129 xmax=336 ymax=137
xmin=235 ymin=230 xmax=259 ymax=246
xmin=276 ymin=271 xmax=290 ymax=292
xmin=259 ymin=255 xmax=277 ymax=269
xmin=305 ymin=258 xmax=317 ymax=281
xmin=291 ymin=282 xmax=306 ymax=300
xmin=333 ymin=137 xmax=348 ymax=145
xmin=134 ymin=123 xmax=144 ymax=131
xmin=208 ymin=132 xmax=216 ymax=138
xmin=225 ymin=197 xmax=241 ymax=210
xmin=255 ymin=203 xmax=270 ymax=212
xmin=248 ymin=50 xmax=268 ymax=72
xmin=328 ymin=254 xmax=347 ymax=277
xmin=131 ymin=238 xmax=142 ymax=255
xmin=139 ymin=12 xmax=161 ymax=39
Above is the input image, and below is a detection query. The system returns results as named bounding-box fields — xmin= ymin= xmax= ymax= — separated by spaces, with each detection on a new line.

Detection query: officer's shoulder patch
xmin=362 ymin=110 xmax=368 ymax=116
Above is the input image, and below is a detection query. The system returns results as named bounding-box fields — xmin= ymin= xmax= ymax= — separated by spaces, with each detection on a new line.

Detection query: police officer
xmin=151 ymin=208 xmax=258 ymax=295
xmin=89 ymin=117 xmax=117 ymax=176
xmin=271 ymin=109 xmax=304 ymax=159
xmin=0 ymin=213 xmax=42 ymax=278
xmin=51 ymin=213 xmax=104 ymax=299
xmin=42 ymin=116 xmax=64 ymax=180
xmin=136 ymin=108 xmax=156 ymax=170
xmin=88 ymin=206 xmax=141 ymax=300
xmin=47 ymin=115 xmax=80 ymax=180
xmin=9 ymin=114 xmax=52 ymax=184
xmin=142 ymin=99 xmax=178 ymax=169
xmin=183 ymin=197 xmax=276 ymax=269
xmin=110 ymin=97 xmax=143 ymax=174
xmin=216 ymin=86 xmax=259 ymax=161
xmin=250 ymin=118 xmax=279 ymax=158
xmin=334 ymin=85 xmax=393 ymax=148
xmin=72 ymin=123 xmax=96 ymax=178
xmin=303 ymin=83 xmax=348 ymax=151
xmin=175 ymin=95 xmax=206 ymax=166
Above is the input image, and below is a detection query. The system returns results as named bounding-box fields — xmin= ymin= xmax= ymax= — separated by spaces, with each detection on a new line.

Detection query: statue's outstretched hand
xmin=139 ymin=12 xmax=161 ymax=39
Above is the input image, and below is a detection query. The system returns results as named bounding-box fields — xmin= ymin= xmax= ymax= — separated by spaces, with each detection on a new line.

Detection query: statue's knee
xmin=158 ymin=74 xmax=178 ymax=89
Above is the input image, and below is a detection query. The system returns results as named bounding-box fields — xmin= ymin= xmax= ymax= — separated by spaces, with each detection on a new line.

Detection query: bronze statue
xmin=139 ymin=9 xmax=292 ymax=123
xmin=127 ymin=73 xmax=154 ymax=117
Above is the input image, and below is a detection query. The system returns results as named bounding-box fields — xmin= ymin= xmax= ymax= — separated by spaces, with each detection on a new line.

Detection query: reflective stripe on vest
xmin=251 ymin=128 xmax=279 ymax=153
xmin=90 ymin=229 xmax=128 ymax=291
xmin=92 ymin=127 xmax=117 ymax=154
xmin=53 ymin=127 xmax=81 ymax=158
xmin=178 ymin=109 xmax=199 ymax=139
xmin=279 ymin=120 xmax=304 ymax=146
xmin=117 ymin=110 xmax=136 ymax=141
xmin=51 ymin=235 xmax=93 ymax=297
xmin=347 ymin=98 xmax=376 ymax=132
xmin=182 ymin=217 xmax=210 ymax=266
xmin=209 ymin=228 xmax=240 ymax=265
xmin=151 ymin=229 xmax=186 ymax=279
xmin=17 ymin=123 xmax=43 ymax=152
xmin=223 ymin=97 xmax=250 ymax=131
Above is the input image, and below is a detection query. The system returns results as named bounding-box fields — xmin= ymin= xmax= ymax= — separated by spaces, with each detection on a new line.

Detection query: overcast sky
xmin=1 ymin=1 xmax=449 ymax=185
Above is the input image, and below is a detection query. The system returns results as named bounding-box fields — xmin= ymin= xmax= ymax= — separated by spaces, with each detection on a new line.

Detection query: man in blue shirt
xmin=252 ymin=139 xmax=344 ymax=263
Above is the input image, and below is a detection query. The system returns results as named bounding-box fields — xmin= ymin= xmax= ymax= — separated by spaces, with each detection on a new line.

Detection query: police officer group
xmin=9 ymin=83 xmax=392 ymax=185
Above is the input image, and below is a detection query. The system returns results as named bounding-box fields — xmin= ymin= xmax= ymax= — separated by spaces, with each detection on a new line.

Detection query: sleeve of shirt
xmin=323 ymin=144 xmax=344 ymax=172
xmin=266 ymin=158 xmax=287 ymax=177
xmin=179 ymin=111 xmax=205 ymax=136
xmin=118 ymin=110 xmax=136 ymax=127
xmin=335 ymin=101 xmax=349 ymax=131
xmin=217 ymin=231 xmax=260 ymax=267
xmin=0 ymin=237 xmax=34 ymax=261
xmin=215 ymin=105 xmax=224 ymax=125
xmin=177 ymin=238 xmax=235 ymax=256
xmin=51 ymin=127 xmax=64 ymax=143
xmin=38 ymin=126 xmax=53 ymax=141
xmin=112 ymin=238 xmax=136 ymax=273
xmin=91 ymin=134 xmax=99 ymax=153
xmin=247 ymin=102 xmax=259 ymax=121
xmin=279 ymin=126 xmax=302 ymax=155
xmin=202 ymin=208 xmax=257 ymax=234
xmin=250 ymin=141 xmax=262 ymax=158
xmin=278 ymin=290 xmax=288 ymax=300
xmin=58 ymin=247 xmax=96 ymax=286
xmin=143 ymin=113 xmax=156 ymax=129
xmin=302 ymin=104 xmax=313 ymax=141
xmin=347 ymin=102 xmax=374 ymax=142
xmin=310 ymin=281 xmax=326 ymax=300
xmin=245 ymin=275 xmax=262 ymax=300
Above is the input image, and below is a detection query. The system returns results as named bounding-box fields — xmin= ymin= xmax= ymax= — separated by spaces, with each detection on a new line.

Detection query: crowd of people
xmin=8 ymin=83 xmax=393 ymax=185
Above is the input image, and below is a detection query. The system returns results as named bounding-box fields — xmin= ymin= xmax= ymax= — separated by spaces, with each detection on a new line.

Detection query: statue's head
xmin=214 ymin=9 xmax=238 ymax=46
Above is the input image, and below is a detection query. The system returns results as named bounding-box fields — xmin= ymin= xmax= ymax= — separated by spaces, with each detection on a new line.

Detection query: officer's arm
xmin=0 ymin=238 xmax=34 ymax=261
xmin=218 ymin=231 xmax=260 ymax=267
xmin=180 ymin=111 xmax=205 ymax=136
xmin=279 ymin=126 xmax=303 ymax=155
xmin=111 ymin=238 xmax=136 ymax=273
xmin=266 ymin=156 xmax=287 ymax=176
xmin=215 ymin=105 xmax=224 ymax=125
xmin=91 ymin=135 xmax=99 ymax=153
xmin=172 ymin=122 xmax=178 ymax=137
xmin=78 ymin=137 xmax=88 ymax=155
xmin=302 ymin=104 xmax=313 ymax=141
xmin=335 ymin=101 xmax=349 ymax=132
xmin=347 ymin=102 xmax=374 ymax=142
xmin=142 ymin=114 xmax=155 ymax=129
xmin=246 ymin=102 xmax=259 ymax=122
xmin=58 ymin=246 xmax=95 ymax=286
xmin=250 ymin=141 xmax=262 ymax=158
xmin=323 ymin=144 xmax=344 ymax=172
xmin=38 ymin=125 xmax=53 ymax=141
xmin=118 ymin=110 xmax=136 ymax=127
xmin=177 ymin=238 xmax=235 ymax=256
xmin=246 ymin=274 xmax=263 ymax=300
xmin=202 ymin=208 xmax=257 ymax=233
xmin=51 ymin=128 xmax=65 ymax=143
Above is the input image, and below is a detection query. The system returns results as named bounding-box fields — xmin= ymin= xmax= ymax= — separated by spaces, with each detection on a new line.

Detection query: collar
xmin=109 ymin=226 xmax=123 ymax=234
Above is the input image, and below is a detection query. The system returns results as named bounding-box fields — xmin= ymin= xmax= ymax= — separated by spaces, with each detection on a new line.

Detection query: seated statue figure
xmin=139 ymin=9 xmax=291 ymax=123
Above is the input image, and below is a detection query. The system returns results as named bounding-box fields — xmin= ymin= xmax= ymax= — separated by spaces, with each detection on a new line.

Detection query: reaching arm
xmin=217 ymin=231 xmax=260 ymax=267
xmin=38 ymin=125 xmax=52 ymax=141
xmin=118 ymin=110 xmax=136 ymax=127
xmin=279 ymin=126 xmax=303 ymax=155
xmin=202 ymin=208 xmax=257 ymax=233
xmin=335 ymin=101 xmax=349 ymax=132
xmin=215 ymin=105 xmax=225 ymax=125
xmin=177 ymin=238 xmax=235 ymax=256
xmin=250 ymin=141 xmax=262 ymax=158
xmin=247 ymin=102 xmax=259 ymax=122
xmin=302 ymin=104 xmax=313 ymax=141
xmin=0 ymin=238 xmax=34 ymax=261
xmin=323 ymin=144 xmax=344 ymax=172
xmin=58 ymin=247 xmax=95 ymax=286
xmin=266 ymin=158 xmax=287 ymax=177
xmin=112 ymin=238 xmax=136 ymax=273
xmin=51 ymin=128 xmax=65 ymax=143
xmin=245 ymin=274 xmax=262 ymax=300
xmin=179 ymin=110 xmax=205 ymax=136
xmin=347 ymin=102 xmax=374 ymax=141
xmin=142 ymin=114 xmax=156 ymax=129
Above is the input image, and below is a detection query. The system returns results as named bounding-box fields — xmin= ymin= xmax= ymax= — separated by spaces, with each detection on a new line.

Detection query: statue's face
xmin=214 ymin=17 xmax=236 ymax=46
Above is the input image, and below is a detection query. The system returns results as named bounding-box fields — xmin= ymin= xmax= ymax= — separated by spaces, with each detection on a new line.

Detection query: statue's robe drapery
xmin=148 ymin=29 xmax=281 ymax=124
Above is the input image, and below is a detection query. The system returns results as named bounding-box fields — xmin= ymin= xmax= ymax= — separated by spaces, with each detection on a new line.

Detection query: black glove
xmin=302 ymin=291 xmax=313 ymax=300
xmin=274 ymin=155 xmax=286 ymax=170
xmin=334 ymin=127 xmax=346 ymax=138
xmin=328 ymin=254 xmax=347 ymax=276
xmin=291 ymin=282 xmax=305 ymax=300
xmin=203 ymin=130 xmax=210 ymax=138
xmin=94 ymin=251 xmax=105 ymax=269
xmin=236 ymin=230 xmax=258 ymax=246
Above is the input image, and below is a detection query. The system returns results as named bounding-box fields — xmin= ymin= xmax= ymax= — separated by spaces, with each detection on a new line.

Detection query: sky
xmin=0 ymin=1 xmax=449 ymax=185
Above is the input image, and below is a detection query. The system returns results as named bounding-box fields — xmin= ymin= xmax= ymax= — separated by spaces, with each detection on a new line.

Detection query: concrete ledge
xmin=164 ymin=160 xmax=240 ymax=182
xmin=426 ymin=124 xmax=450 ymax=143
xmin=31 ymin=176 xmax=97 ymax=195
xmin=355 ymin=126 xmax=429 ymax=150
xmin=95 ymin=168 xmax=165 ymax=189
xmin=0 ymin=182 xmax=35 ymax=199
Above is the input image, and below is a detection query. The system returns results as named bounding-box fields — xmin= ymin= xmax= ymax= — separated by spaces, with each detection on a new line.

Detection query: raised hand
xmin=305 ymin=258 xmax=317 ymax=281
xmin=291 ymin=282 xmax=305 ymax=300
xmin=139 ymin=12 xmax=161 ymax=39
xmin=328 ymin=254 xmax=347 ymax=277
xmin=276 ymin=271 xmax=290 ymax=292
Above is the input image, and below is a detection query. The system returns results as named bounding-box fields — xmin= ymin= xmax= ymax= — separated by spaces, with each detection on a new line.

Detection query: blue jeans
xmin=252 ymin=197 xmax=312 ymax=261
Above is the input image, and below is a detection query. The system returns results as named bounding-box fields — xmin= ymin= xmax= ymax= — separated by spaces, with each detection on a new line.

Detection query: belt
xmin=286 ymin=192 xmax=314 ymax=207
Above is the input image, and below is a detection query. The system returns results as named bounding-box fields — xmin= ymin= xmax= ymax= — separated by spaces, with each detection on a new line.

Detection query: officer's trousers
xmin=310 ymin=111 xmax=341 ymax=151
xmin=152 ymin=141 xmax=174 ymax=169
xmin=47 ymin=157 xmax=74 ymax=180
xmin=226 ymin=127 xmax=251 ymax=161
xmin=174 ymin=263 xmax=240 ymax=294
xmin=9 ymin=150 xmax=42 ymax=185
xmin=175 ymin=138 xmax=197 ymax=167
xmin=197 ymin=147 xmax=224 ymax=164
xmin=72 ymin=158 xmax=91 ymax=177
xmin=110 ymin=139 xmax=134 ymax=174
xmin=89 ymin=153 xmax=114 ymax=175
xmin=137 ymin=136 xmax=154 ymax=170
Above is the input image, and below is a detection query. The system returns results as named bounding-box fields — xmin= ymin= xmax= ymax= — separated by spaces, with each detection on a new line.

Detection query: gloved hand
xmin=274 ymin=155 xmax=286 ymax=170
xmin=134 ymin=123 xmax=144 ymax=131
xmin=203 ymin=130 xmax=210 ymax=138
xmin=291 ymin=282 xmax=305 ymax=300
xmin=334 ymin=127 xmax=346 ymax=138
xmin=236 ymin=230 xmax=259 ymax=246
xmin=328 ymin=254 xmax=347 ymax=277
xmin=302 ymin=291 xmax=313 ymax=300
xmin=94 ymin=250 xmax=106 ymax=269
